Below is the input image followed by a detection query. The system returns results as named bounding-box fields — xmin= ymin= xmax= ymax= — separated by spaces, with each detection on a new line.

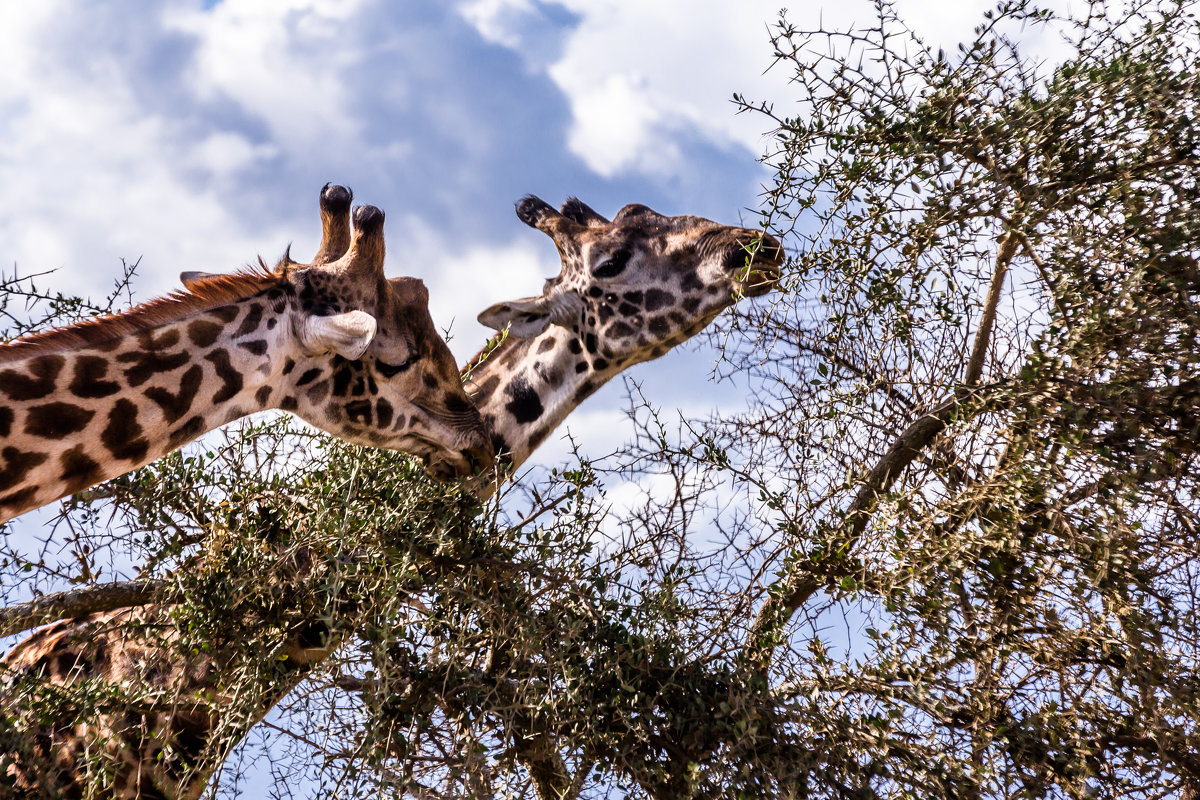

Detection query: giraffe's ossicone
xmin=0 ymin=185 xmax=493 ymax=523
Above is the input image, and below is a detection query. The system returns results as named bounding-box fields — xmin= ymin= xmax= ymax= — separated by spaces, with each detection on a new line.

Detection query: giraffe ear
xmin=477 ymin=292 xmax=582 ymax=339
xmin=297 ymin=310 xmax=378 ymax=360
xmin=180 ymin=271 xmax=221 ymax=290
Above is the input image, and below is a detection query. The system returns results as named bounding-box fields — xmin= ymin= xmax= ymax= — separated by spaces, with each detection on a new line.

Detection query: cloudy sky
xmin=0 ymin=0 xmax=1044 ymax=480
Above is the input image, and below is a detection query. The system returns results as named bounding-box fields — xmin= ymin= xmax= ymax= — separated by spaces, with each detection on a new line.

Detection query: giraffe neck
xmin=465 ymin=326 xmax=619 ymax=477
xmin=0 ymin=327 xmax=629 ymax=799
xmin=0 ymin=277 xmax=292 ymax=523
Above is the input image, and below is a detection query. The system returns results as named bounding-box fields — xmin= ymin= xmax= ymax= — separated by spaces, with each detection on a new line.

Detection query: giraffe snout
xmin=726 ymin=231 xmax=784 ymax=297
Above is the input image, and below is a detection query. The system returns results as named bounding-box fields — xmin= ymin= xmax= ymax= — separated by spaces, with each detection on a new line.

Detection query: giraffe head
xmin=184 ymin=185 xmax=493 ymax=480
xmin=478 ymin=196 xmax=784 ymax=368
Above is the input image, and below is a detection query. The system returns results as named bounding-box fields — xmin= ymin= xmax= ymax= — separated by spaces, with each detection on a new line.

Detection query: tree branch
xmin=0 ymin=580 xmax=165 ymax=638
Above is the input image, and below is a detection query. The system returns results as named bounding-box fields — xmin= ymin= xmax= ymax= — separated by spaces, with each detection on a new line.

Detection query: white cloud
xmin=459 ymin=0 xmax=1080 ymax=180
xmin=163 ymin=0 xmax=367 ymax=152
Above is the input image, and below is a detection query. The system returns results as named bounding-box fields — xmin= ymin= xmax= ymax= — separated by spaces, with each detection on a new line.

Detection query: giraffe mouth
xmin=728 ymin=234 xmax=784 ymax=297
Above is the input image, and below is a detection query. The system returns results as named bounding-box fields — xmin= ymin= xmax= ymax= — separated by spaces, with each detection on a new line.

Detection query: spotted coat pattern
xmin=0 ymin=196 xmax=783 ymax=799
xmin=0 ymin=185 xmax=492 ymax=525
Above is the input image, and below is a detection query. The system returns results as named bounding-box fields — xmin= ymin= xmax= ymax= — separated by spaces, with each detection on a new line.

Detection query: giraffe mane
xmin=0 ymin=261 xmax=286 ymax=363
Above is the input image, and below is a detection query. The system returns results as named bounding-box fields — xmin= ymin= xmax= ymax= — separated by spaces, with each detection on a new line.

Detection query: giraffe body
xmin=0 ymin=186 xmax=492 ymax=523
xmin=0 ymin=196 xmax=783 ymax=798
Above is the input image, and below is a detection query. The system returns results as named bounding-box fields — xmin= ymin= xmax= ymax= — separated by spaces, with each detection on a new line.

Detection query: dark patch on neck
xmin=103 ymin=399 xmax=150 ymax=462
xmin=167 ymin=415 xmax=206 ymax=449
xmin=0 ymin=354 xmax=65 ymax=401
xmin=504 ymin=376 xmax=544 ymax=424
xmin=0 ymin=407 xmax=11 ymax=437
xmin=118 ymin=348 xmax=190 ymax=388
xmin=145 ymin=364 xmax=204 ymax=423
xmin=24 ymin=402 xmax=95 ymax=439
xmin=237 ymin=339 xmax=269 ymax=357
xmin=59 ymin=445 xmax=103 ymax=493
xmin=187 ymin=319 xmax=222 ymax=348
xmin=205 ymin=349 xmax=244 ymax=404
xmin=235 ymin=303 xmax=265 ymax=338
xmin=0 ymin=446 xmax=48 ymax=487
xmin=70 ymin=356 xmax=120 ymax=399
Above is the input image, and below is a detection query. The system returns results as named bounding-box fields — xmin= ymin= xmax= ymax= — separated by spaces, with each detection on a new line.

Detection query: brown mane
xmin=0 ymin=266 xmax=285 ymax=363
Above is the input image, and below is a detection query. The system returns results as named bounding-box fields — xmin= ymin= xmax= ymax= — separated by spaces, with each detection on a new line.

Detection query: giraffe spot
xmin=187 ymin=320 xmax=223 ymax=347
xmin=0 ymin=407 xmax=11 ymax=437
xmin=255 ymin=386 xmax=272 ymax=405
xmin=210 ymin=304 xmax=240 ymax=323
xmin=680 ymin=269 xmax=705 ymax=292
xmin=103 ymin=400 xmax=150 ymax=462
xmin=345 ymin=400 xmax=373 ymax=425
xmin=69 ymin=355 xmax=120 ymax=399
xmin=352 ymin=376 xmax=366 ymax=396
xmin=24 ymin=402 xmax=96 ymax=439
xmin=59 ymin=445 xmax=102 ymax=493
xmin=682 ymin=296 xmax=702 ymax=315
xmin=0 ymin=447 xmax=48 ymax=486
xmin=307 ymin=382 xmax=330 ymax=403
xmin=584 ymin=333 xmax=598 ymax=354
xmin=0 ymin=487 xmax=37 ymax=511
xmin=649 ymin=317 xmax=671 ymax=338
xmin=135 ymin=328 xmax=181 ymax=350
xmin=118 ymin=348 xmax=189 ymax=387
xmin=623 ymin=291 xmax=644 ymax=305
xmin=235 ymin=303 xmax=264 ymax=337
xmin=267 ymin=318 xmax=277 ymax=330
xmin=608 ymin=321 xmax=635 ymax=339
xmin=618 ymin=302 xmax=640 ymax=317
xmin=536 ymin=338 xmax=556 ymax=354
xmin=281 ymin=396 xmax=299 ymax=411
xmin=598 ymin=305 xmax=614 ymax=323
xmin=205 ymin=349 xmax=244 ymax=403
xmin=593 ymin=358 xmax=609 ymax=371
xmin=575 ymin=362 xmax=587 ymax=374
xmin=670 ymin=311 xmax=689 ymax=326
xmin=296 ymin=368 xmax=322 ymax=386
xmin=587 ymin=286 xmax=603 ymax=298
xmin=567 ymin=339 xmax=583 ymax=355
xmin=167 ymin=415 xmax=205 ymax=449
xmin=644 ymin=289 xmax=674 ymax=312
xmin=573 ymin=382 xmax=598 ymax=404
xmin=237 ymin=339 xmax=269 ymax=357
xmin=331 ymin=361 xmax=355 ymax=396
xmin=376 ymin=398 xmax=393 ymax=428
xmin=0 ymin=354 xmax=65 ymax=400
xmin=504 ymin=376 xmax=544 ymax=424
xmin=145 ymin=364 xmax=203 ymax=423
xmin=282 ymin=358 xmax=296 ymax=375
xmin=423 ymin=373 xmax=439 ymax=389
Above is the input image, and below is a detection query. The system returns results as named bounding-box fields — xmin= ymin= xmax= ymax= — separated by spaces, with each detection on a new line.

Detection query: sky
xmin=0 ymin=0 xmax=1055 ymax=478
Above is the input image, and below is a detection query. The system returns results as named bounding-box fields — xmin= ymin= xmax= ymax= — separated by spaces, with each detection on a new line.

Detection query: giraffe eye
xmin=376 ymin=357 xmax=414 ymax=378
xmin=593 ymin=249 xmax=630 ymax=279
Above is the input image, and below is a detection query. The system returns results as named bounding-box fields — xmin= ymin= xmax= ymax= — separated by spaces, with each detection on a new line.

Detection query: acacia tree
xmin=3 ymin=0 xmax=1199 ymax=798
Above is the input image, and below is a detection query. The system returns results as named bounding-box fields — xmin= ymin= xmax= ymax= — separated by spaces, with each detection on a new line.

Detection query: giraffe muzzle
xmin=727 ymin=232 xmax=784 ymax=297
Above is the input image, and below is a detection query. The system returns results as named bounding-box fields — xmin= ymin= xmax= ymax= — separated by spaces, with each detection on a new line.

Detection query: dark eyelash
xmin=376 ymin=358 xmax=414 ymax=378
xmin=594 ymin=249 xmax=631 ymax=279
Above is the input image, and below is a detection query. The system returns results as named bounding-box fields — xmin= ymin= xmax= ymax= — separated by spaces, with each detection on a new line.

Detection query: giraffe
xmin=0 ymin=184 xmax=493 ymax=525
xmin=0 ymin=195 xmax=784 ymax=799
